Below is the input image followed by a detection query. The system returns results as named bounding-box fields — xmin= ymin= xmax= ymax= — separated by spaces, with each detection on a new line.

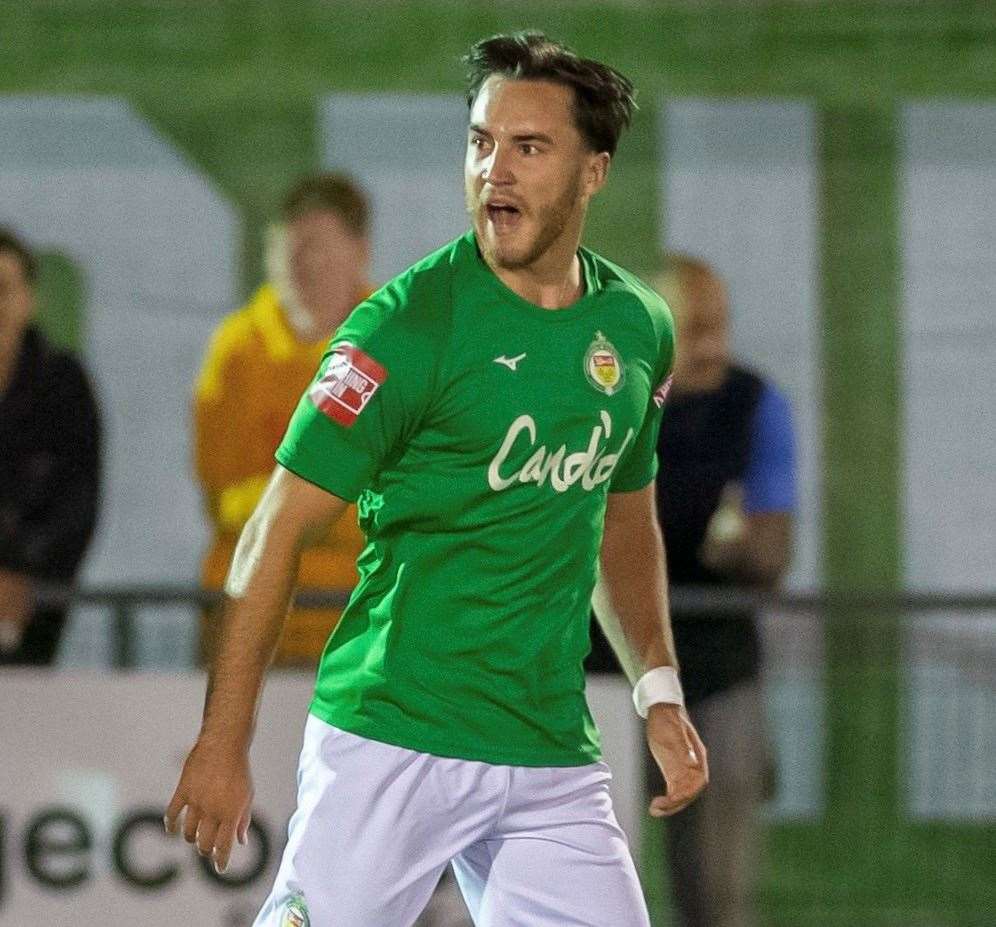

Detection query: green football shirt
xmin=276 ymin=231 xmax=674 ymax=766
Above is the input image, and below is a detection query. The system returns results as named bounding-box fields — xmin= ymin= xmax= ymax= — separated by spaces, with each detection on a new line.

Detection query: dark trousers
xmin=648 ymin=679 xmax=772 ymax=927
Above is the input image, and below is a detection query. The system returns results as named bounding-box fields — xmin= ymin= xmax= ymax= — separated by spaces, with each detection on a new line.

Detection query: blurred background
xmin=1 ymin=2 xmax=994 ymax=925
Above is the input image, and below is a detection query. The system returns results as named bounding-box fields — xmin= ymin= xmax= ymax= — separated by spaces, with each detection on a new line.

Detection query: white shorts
xmin=253 ymin=714 xmax=650 ymax=927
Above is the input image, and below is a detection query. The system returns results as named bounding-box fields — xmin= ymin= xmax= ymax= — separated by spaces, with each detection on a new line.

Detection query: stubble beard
xmin=470 ymin=172 xmax=584 ymax=272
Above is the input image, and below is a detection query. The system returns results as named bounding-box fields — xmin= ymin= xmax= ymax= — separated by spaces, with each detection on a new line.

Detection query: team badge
xmin=280 ymin=893 xmax=310 ymax=927
xmin=584 ymin=331 xmax=624 ymax=396
xmin=308 ymin=342 xmax=388 ymax=427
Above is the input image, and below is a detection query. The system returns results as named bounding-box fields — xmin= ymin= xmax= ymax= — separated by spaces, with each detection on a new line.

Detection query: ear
xmin=584 ymin=152 xmax=611 ymax=198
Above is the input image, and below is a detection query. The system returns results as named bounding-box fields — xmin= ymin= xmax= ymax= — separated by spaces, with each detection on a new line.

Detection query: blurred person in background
xmin=0 ymin=227 xmax=101 ymax=666
xmin=167 ymin=33 xmax=707 ymax=927
xmin=651 ymin=254 xmax=796 ymax=927
xmin=194 ymin=174 xmax=370 ymax=667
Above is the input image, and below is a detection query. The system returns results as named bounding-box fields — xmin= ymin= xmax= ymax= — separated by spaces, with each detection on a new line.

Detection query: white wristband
xmin=632 ymin=666 xmax=684 ymax=718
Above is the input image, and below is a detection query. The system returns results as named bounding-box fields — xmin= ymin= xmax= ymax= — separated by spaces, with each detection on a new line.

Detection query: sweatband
xmin=633 ymin=666 xmax=684 ymax=717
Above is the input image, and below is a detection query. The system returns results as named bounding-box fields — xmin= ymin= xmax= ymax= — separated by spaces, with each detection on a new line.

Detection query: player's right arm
xmin=164 ymin=465 xmax=348 ymax=872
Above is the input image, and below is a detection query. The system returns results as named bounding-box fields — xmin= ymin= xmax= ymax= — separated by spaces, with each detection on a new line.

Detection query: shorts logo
xmin=280 ymin=893 xmax=310 ymax=927
xmin=584 ymin=331 xmax=624 ymax=396
xmin=652 ymin=374 xmax=673 ymax=409
xmin=309 ymin=342 xmax=387 ymax=427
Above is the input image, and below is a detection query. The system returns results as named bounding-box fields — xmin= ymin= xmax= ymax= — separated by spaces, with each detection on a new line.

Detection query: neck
xmin=487 ymin=231 xmax=586 ymax=310
xmin=670 ymin=370 xmax=729 ymax=397
xmin=284 ymin=303 xmax=321 ymax=341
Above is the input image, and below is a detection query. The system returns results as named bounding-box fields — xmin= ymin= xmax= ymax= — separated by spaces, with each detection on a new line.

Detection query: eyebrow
xmin=468 ymin=124 xmax=555 ymax=145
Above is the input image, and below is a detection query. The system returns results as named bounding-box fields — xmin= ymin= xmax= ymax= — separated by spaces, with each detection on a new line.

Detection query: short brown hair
xmin=280 ymin=173 xmax=370 ymax=238
xmin=0 ymin=226 xmax=38 ymax=284
xmin=464 ymin=31 xmax=636 ymax=156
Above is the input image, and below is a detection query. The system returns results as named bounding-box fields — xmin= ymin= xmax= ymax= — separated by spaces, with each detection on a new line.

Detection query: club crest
xmin=584 ymin=331 xmax=624 ymax=396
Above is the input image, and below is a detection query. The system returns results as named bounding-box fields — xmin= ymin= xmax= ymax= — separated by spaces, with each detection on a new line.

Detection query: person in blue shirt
xmin=652 ymin=253 xmax=795 ymax=927
xmin=588 ymin=253 xmax=796 ymax=927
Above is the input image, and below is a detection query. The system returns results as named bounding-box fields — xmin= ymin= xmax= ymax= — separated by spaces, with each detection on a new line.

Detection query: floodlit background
xmin=1 ymin=2 xmax=994 ymax=925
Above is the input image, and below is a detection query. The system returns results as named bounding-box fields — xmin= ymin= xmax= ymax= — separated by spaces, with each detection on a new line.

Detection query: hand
xmin=0 ymin=569 xmax=33 ymax=653
xmin=700 ymin=482 xmax=747 ymax=573
xmin=164 ymin=737 xmax=254 ymax=873
xmin=646 ymin=703 xmax=708 ymax=817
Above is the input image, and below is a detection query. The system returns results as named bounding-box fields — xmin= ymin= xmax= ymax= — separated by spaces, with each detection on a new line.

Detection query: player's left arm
xmin=596 ymin=482 xmax=708 ymax=817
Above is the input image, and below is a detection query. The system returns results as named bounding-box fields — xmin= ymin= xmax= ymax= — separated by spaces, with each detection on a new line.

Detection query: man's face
xmin=0 ymin=249 xmax=34 ymax=334
xmin=464 ymin=76 xmax=606 ymax=271
xmin=663 ymin=270 xmax=731 ymax=393
xmin=268 ymin=208 xmax=369 ymax=339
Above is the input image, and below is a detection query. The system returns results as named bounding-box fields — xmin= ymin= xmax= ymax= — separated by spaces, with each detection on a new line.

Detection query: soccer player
xmin=165 ymin=32 xmax=708 ymax=927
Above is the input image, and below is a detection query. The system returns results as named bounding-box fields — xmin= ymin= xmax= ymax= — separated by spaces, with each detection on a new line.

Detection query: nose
xmin=481 ymin=144 xmax=514 ymax=187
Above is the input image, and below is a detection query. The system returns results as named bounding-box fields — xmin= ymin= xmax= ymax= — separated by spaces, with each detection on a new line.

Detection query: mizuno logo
xmin=494 ymin=353 xmax=526 ymax=371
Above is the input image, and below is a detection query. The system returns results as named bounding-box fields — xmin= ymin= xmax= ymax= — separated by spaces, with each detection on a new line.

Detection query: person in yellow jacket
xmin=194 ymin=173 xmax=371 ymax=666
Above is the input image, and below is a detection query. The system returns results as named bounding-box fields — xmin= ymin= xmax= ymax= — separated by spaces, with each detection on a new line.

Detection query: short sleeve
xmin=609 ymin=321 xmax=675 ymax=494
xmin=276 ymin=283 xmax=440 ymax=502
xmin=742 ymin=383 xmax=797 ymax=514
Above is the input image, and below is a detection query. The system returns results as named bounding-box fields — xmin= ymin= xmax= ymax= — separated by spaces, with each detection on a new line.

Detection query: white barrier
xmin=0 ymin=671 xmax=641 ymax=927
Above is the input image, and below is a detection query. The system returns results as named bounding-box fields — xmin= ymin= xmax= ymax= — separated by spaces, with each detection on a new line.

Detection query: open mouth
xmin=485 ymin=203 xmax=522 ymax=227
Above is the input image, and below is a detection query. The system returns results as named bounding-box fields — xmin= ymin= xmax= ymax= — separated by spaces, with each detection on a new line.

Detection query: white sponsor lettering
xmin=317 ymin=367 xmax=374 ymax=403
xmin=310 ymin=353 xmax=379 ymax=416
xmin=487 ymin=411 xmax=634 ymax=493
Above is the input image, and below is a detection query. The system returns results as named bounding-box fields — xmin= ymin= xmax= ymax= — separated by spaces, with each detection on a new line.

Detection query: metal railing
xmin=36 ymin=583 xmax=996 ymax=669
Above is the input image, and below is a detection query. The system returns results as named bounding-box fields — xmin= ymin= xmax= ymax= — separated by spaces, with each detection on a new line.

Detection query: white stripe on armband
xmin=633 ymin=666 xmax=685 ymax=718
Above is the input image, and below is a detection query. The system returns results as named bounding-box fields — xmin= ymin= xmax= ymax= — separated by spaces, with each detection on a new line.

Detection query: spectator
xmin=650 ymin=254 xmax=796 ymax=927
xmin=194 ymin=174 xmax=371 ymax=666
xmin=585 ymin=252 xmax=796 ymax=924
xmin=0 ymin=227 xmax=101 ymax=666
